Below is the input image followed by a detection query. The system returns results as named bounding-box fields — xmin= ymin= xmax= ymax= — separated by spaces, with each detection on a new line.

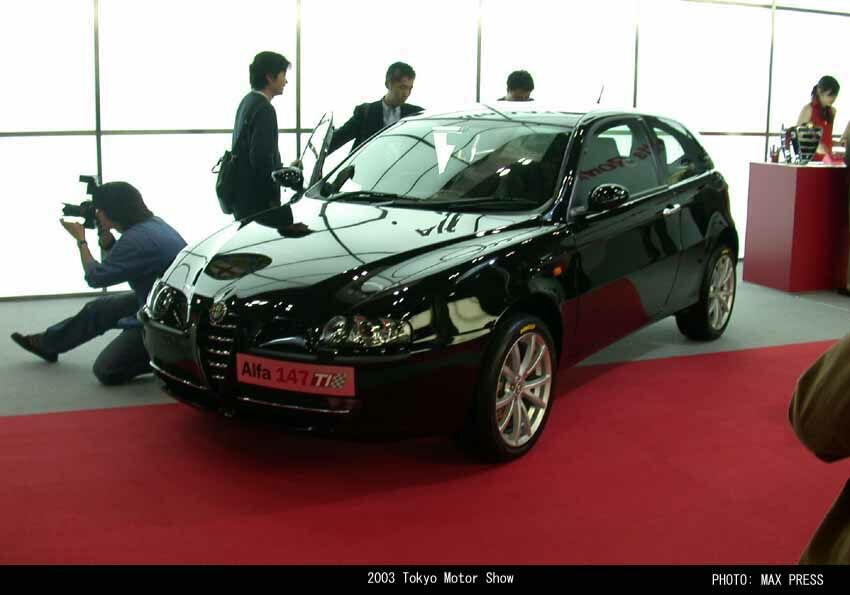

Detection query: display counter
xmin=743 ymin=162 xmax=848 ymax=292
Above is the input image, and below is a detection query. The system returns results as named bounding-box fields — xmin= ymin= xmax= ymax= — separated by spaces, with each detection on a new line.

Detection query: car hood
xmin=162 ymin=197 xmax=548 ymax=311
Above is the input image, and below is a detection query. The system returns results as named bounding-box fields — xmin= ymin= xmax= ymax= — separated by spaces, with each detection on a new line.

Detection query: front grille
xmin=255 ymin=317 xmax=312 ymax=353
xmin=198 ymin=306 xmax=239 ymax=391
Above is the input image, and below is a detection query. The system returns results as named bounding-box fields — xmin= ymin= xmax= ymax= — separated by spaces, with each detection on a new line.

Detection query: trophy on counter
xmin=780 ymin=124 xmax=823 ymax=165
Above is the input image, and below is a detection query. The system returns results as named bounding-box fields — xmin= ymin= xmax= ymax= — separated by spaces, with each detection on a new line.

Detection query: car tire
xmin=460 ymin=314 xmax=557 ymax=462
xmin=675 ymin=243 xmax=736 ymax=341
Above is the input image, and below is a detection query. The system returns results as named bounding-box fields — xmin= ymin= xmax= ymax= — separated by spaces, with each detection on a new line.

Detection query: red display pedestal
xmin=743 ymin=162 xmax=848 ymax=292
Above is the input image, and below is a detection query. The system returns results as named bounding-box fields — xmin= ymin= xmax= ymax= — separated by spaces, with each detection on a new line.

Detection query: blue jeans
xmin=41 ymin=292 xmax=151 ymax=385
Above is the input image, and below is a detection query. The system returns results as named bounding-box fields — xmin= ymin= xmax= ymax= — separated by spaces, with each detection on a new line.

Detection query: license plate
xmin=236 ymin=353 xmax=356 ymax=397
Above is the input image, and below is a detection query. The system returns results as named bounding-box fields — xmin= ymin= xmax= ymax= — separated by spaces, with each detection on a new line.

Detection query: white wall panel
xmin=699 ymin=135 xmax=766 ymax=258
xmin=6 ymin=1 xmax=850 ymax=297
xmin=100 ymin=133 xmax=297 ymax=247
xmin=0 ymin=0 xmax=95 ymax=132
xmin=0 ymin=137 xmax=98 ymax=297
xmin=777 ymin=1 xmax=850 ymax=12
xmin=98 ymin=0 xmax=297 ymax=130
xmin=770 ymin=10 xmax=850 ymax=135
xmin=480 ymin=0 xmax=637 ymax=110
xmin=301 ymin=0 xmax=478 ymax=127
xmin=638 ymin=1 xmax=772 ymax=133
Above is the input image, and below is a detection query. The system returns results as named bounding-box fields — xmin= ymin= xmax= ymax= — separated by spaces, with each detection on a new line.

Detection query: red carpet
xmin=1 ymin=340 xmax=849 ymax=564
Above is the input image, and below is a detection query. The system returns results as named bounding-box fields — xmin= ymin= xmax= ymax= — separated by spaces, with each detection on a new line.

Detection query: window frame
xmin=644 ymin=116 xmax=715 ymax=188
xmin=567 ymin=115 xmax=666 ymax=214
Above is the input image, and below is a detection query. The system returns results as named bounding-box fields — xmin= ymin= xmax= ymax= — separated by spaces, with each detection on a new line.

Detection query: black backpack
xmin=212 ymin=104 xmax=258 ymax=215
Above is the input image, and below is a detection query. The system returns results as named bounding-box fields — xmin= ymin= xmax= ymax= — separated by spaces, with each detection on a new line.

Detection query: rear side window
xmin=572 ymin=120 xmax=660 ymax=209
xmin=648 ymin=118 xmax=714 ymax=185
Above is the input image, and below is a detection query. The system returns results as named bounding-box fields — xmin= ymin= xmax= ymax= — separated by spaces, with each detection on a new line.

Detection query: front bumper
xmin=140 ymin=308 xmax=490 ymax=435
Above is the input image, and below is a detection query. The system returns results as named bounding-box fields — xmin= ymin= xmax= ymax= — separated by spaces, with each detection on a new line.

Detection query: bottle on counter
xmin=769 ymin=144 xmax=780 ymax=163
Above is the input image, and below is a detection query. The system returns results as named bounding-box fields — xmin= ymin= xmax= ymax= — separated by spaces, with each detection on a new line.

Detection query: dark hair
xmin=811 ymin=75 xmax=840 ymax=123
xmin=92 ymin=182 xmax=153 ymax=229
xmin=249 ymin=51 xmax=291 ymax=90
xmin=507 ymin=70 xmax=535 ymax=92
xmin=385 ymin=62 xmax=416 ymax=86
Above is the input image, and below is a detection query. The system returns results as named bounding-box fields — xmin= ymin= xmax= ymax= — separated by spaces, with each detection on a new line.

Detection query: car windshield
xmin=309 ymin=118 xmax=574 ymax=211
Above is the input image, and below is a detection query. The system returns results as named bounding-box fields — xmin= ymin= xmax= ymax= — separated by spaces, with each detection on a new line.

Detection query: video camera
xmin=61 ymin=175 xmax=101 ymax=229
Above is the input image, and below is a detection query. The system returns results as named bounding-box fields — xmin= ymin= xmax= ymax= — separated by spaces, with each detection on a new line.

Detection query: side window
xmin=649 ymin=118 xmax=713 ymax=185
xmin=572 ymin=120 xmax=659 ymax=209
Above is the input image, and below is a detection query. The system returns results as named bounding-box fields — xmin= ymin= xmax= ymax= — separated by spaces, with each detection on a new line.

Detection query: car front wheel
xmin=675 ymin=243 xmax=736 ymax=341
xmin=461 ymin=314 xmax=557 ymax=462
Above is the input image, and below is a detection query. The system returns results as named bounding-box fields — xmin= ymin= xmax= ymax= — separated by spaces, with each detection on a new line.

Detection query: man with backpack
xmin=228 ymin=51 xmax=291 ymax=220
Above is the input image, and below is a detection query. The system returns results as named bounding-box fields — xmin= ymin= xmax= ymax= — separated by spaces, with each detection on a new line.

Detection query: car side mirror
xmin=588 ymin=183 xmax=629 ymax=211
xmin=272 ymin=166 xmax=304 ymax=191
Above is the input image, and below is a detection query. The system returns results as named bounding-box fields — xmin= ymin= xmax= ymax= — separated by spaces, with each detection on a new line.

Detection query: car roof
xmin=407 ymin=103 xmax=585 ymax=127
xmin=404 ymin=103 xmax=687 ymax=130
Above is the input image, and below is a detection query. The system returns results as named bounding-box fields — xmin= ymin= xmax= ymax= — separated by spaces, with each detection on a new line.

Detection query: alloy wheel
xmin=495 ymin=332 xmax=553 ymax=448
xmin=707 ymin=253 xmax=735 ymax=331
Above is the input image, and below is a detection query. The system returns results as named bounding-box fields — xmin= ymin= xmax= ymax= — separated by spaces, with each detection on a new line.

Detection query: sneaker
xmin=10 ymin=332 xmax=58 ymax=363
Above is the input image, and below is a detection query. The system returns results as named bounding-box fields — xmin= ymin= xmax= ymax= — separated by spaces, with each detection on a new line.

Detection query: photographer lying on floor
xmin=11 ymin=182 xmax=186 ymax=385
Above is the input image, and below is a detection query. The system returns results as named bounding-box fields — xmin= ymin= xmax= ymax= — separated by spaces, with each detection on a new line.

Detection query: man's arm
xmin=328 ymin=104 xmax=363 ymax=154
xmin=77 ymin=240 xmax=97 ymax=270
xmin=61 ymin=218 xmax=146 ymax=288
xmin=98 ymin=225 xmax=116 ymax=251
xmin=61 ymin=220 xmax=98 ymax=272
xmin=789 ymin=333 xmax=850 ymax=462
xmin=83 ymin=236 xmax=147 ymax=288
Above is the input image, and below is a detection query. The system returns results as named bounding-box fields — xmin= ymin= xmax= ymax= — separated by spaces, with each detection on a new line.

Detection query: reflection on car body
xmin=140 ymin=104 xmax=738 ymax=461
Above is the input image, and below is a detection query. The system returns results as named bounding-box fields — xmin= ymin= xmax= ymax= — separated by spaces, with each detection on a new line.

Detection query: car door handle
xmin=662 ymin=204 xmax=681 ymax=217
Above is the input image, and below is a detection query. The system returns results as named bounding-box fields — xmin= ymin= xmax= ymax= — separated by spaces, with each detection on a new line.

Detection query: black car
xmin=140 ymin=105 xmax=737 ymax=461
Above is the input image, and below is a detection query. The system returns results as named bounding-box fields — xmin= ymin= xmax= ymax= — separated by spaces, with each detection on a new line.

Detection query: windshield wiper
xmin=326 ymin=191 xmax=403 ymax=204
xmin=325 ymin=192 xmax=542 ymax=211
xmin=406 ymin=197 xmax=543 ymax=211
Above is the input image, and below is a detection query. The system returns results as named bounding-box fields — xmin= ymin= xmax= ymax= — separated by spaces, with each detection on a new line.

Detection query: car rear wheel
xmin=461 ymin=314 xmax=557 ymax=462
xmin=675 ymin=243 xmax=736 ymax=341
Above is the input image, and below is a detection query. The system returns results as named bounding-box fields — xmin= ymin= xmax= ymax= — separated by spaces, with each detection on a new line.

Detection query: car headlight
xmin=319 ymin=315 xmax=412 ymax=348
xmin=146 ymin=279 xmax=183 ymax=323
xmin=146 ymin=279 xmax=165 ymax=312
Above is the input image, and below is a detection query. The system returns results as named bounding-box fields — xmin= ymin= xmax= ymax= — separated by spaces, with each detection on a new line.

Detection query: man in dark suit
xmin=230 ymin=51 xmax=290 ymax=220
xmin=328 ymin=62 xmax=424 ymax=155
